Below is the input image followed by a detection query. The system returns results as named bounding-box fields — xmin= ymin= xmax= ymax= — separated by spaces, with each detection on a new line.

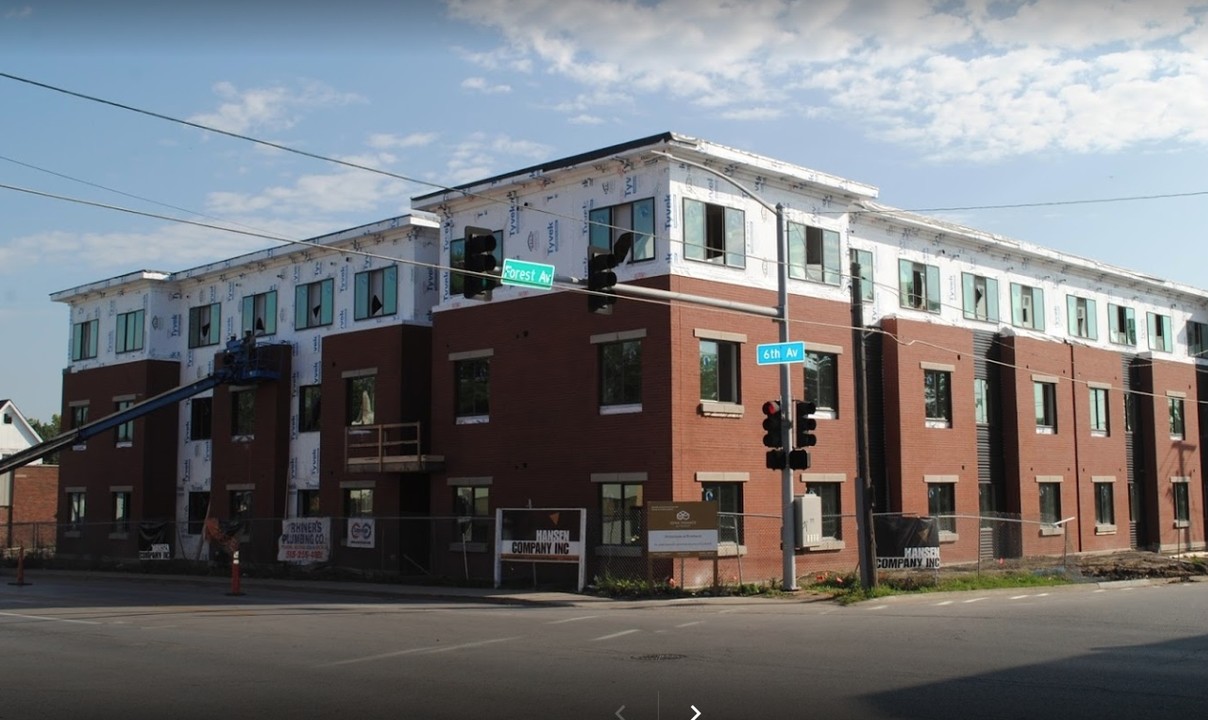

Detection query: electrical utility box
xmin=794 ymin=494 xmax=823 ymax=549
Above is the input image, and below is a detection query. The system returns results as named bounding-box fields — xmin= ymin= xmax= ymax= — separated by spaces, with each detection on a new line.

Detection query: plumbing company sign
xmin=277 ymin=517 xmax=331 ymax=563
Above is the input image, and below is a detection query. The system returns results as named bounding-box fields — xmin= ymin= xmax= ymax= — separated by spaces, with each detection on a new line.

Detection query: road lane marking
xmin=319 ymin=636 xmax=521 ymax=667
xmin=547 ymin=615 xmax=600 ymax=625
xmin=963 ymin=597 xmax=987 ymax=604
xmin=936 ymin=601 xmax=954 ymax=606
xmin=1035 ymin=593 xmax=1050 ymax=597
xmin=1010 ymin=595 xmax=1030 ymax=600
xmin=675 ymin=621 xmax=704 ymax=628
xmin=591 ymin=629 xmax=641 ymax=642
xmin=868 ymin=605 xmax=888 ymax=610
xmin=0 ymin=610 xmax=101 ymax=625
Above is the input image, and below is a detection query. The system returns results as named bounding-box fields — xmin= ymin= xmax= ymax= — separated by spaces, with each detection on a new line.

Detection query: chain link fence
xmin=2 ymin=510 xmax=1079 ymax=588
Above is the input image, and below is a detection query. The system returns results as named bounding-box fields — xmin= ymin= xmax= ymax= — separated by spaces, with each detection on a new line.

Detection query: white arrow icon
xmin=690 ymin=705 xmax=701 ymax=720
xmin=615 ymin=705 xmax=626 ymax=720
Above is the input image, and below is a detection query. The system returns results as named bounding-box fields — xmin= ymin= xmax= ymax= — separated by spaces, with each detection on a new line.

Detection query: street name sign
xmin=756 ymin=341 xmax=806 ymax=365
xmin=500 ymin=258 xmax=555 ymax=290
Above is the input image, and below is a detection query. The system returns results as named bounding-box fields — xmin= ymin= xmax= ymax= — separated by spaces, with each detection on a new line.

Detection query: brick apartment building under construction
xmin=50 ymin=132 xmax=1208 ymax=583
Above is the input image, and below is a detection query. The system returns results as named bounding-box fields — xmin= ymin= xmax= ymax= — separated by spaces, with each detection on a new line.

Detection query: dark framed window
xmin=899 ymin=260 xmax=940 ymax=313
xmin=974 ymin=378 xmax=990 ymax=425
xmin=927 ymin=483 xmax=955 ymax=533
xmin=455 ymin=359 xmax=490 ymax=418
xmin=804 ymin=352 xmax=838 ymax=415
xmin=297 ymin=490 xmax=321 ymax=518
xmin=1124 ymin=392 xmax=1137 ymax=433
xmin=343 ymin=488 xmax=373 ymax=518
xmin=241 ymin=290 xmax=277 ymax=337
xmin=298 ymin=385 xmax=321 ymax=433
xmin=231 ymin=389 xmax=255 ymax=437
xmin=71 ymin=404 xmax=89 ymax=429
xmin=702 ymin=483 xmax=743 ymax=545
xmin=454 ymin=486 xmax=491 ymax=544
xmin=788 ymin=222 xmax=840 ymax=284
xmin=1039 ymin=482 xmax=1061 ymax=525
xmin=850 ymin=248 xmax=874 ymax=302
xmin=1034 ymin=381 xmax=1057 ymax=433
xmin=600 ymin=340 xmax=642 ymax=406
xmin=805 ymin=482 xmax=841 ymax=540
xmin=1169 ymin=396 xmax=1185 ymax=438
xmin=112 ymin=491 xmax=131 ymax=534
xmin=1148 ymin=312 xmax=1173 ymax=353
xmin=1174 ymin=482 xmax=1190 ymax=525
xmin=114 ymin=400 xmax=133 ymax=444
xmin=590 ymin=197 xmax=655 ymax=262
xmin=683 ymin=198 xmax=745 ymax=268
xmin=924 ymin=369 xmax=952 ymax=427
xmin=347 ymin=375 xmax=376 ymax=426
xmin=189 ymin=303 xmax=221 ymax=348
xmin=115 ymin=310 xmax=145 ymax=354
xmin=190 ymin=397 xmax=213 ymax=441
xmin=1108 ymin=304 xmax=1136 ymax=345
xmin=72 ymin=319 xmax=99 ymax=360
xmin=355 ymin=265 xmax=398 ymax=320
xmin=699 ymin=340 xmax=739 ymax=404
xmin=1189 ymin=320 xmax=1208 ymax=360
xmin=1067 ymin=295 xmax=1097 ymax=340
xmin=294 ymin=278 xmax=334 ymax=330
xmin=229 ymin=490 xmax=253 ymax=522
xmin=68 ymin=490 xmax=86 ymax=529
xmin=187 ymin=492 xmax=210 ymax=535
xmin=962 ymin=273 xmax=999 ymax=322
xmin=1095 ymin=482 xmax=1115 ymax=526
xmin=1010 ymin=283 xmax=1045 ymax=330
xmin=600 ymin=482 xmax=643 ymax=545
xmin=1089 ymin=387 xmax=1109 ymax=435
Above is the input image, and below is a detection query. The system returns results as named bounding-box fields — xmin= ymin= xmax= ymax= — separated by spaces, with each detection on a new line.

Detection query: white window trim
xmin=590 ymin=329 xmax=647 ymax=345
xmin=448 ymin=349 xmax=494 ymax=362
xmin=694 ymin=472 xmax=749 ymax=483
xmin=591 ymin=472 xmax=648 ymax=484
xmin=447 ymin=476 xmax=493 ymax=487
xmin=600 ymin=403 xmax=642 ymax=415
xmin=341 ymin=367 xmax=379 ymax=379
xmin=693 ymin=328 xmax=747 ymax=344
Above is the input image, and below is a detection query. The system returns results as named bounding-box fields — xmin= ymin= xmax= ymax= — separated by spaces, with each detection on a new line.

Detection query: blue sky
xmin=2 ymin=0 xmax=1208 ymax=424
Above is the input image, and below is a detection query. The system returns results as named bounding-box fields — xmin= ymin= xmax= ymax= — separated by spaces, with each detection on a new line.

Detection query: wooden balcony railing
xmin=344 ymin=422 xmax=445 ymax=474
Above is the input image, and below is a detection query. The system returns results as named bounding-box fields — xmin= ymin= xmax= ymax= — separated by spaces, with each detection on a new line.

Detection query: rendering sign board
xmin=647 ymin=501 xmax=719 ymax=556
xmin=278 ymin=517 xmax=331 ymax=563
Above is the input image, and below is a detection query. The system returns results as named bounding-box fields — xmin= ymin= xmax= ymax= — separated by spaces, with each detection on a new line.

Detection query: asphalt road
xmin=2 ymin=575 xmax=1206 ymax=720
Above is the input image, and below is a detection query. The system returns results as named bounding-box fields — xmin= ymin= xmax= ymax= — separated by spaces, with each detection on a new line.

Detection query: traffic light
xmin=462 ymin=227 xmax=499 ymax=300
xmin=794 ymin=400 xmax=818 ymax=448
xmin=587 ymin=232 xmax=634 ymax=314
xmin=762 ymin=400 xmax=786 ymax=470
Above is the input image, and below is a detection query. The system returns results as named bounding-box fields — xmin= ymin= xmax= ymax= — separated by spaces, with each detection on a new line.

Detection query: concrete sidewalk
xmin=7 ymin=567 xmax=834 ymax=607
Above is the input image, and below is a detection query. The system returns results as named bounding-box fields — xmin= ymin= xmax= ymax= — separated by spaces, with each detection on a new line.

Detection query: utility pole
xmin=850 ymin=262 xmax=877 ymax=589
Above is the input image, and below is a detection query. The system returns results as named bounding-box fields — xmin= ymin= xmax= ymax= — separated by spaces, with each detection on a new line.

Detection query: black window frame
xmin=600 ymin=339 xmax=642 ymax=407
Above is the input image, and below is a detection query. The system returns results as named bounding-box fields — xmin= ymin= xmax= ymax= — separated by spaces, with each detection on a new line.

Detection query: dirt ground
xmin=1068 ymin=550 xmax=1208 ymax=581
xmin=965 ymin=550 xmax=1208 ymax=582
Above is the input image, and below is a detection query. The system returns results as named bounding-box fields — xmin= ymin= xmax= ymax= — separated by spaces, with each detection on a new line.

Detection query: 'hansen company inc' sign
xmin=874 ymin=515 xmax=942 ymax=570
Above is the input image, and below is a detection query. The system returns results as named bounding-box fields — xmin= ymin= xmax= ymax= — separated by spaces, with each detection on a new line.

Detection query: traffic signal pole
xmin=775 ymin=204 xmax=798 ymax=591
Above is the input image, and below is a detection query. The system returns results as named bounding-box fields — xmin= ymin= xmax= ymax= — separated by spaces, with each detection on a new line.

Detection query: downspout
xmin=1068 ymin=341 xmax=1083 ymax=555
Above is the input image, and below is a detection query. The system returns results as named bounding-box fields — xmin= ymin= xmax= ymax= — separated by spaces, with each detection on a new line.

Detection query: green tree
xmin=27 ymin=413 xmax=61 ymax=464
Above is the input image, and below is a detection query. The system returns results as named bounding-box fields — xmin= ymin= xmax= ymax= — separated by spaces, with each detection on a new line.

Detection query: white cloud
xmin=461 ymin=77 xmax=512 ymax=94
xmin=187 ymin=80 xmax=364 ymax=135
xmin=367 ymin=132 xmax=439 ymax=150
xmin=442 ymin=133 xmax=556 ymax=184
xmin=4 ymin=6 xmax=32 ymax=19
xmin=568 ymin=114 xmax=605 ymax=125
xmin=446 ymin=0 xmax=1208 ymax=160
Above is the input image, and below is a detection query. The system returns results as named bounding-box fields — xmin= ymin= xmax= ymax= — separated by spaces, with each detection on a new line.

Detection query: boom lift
xmin=0 ymin=333 xmax=278 ymax=478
